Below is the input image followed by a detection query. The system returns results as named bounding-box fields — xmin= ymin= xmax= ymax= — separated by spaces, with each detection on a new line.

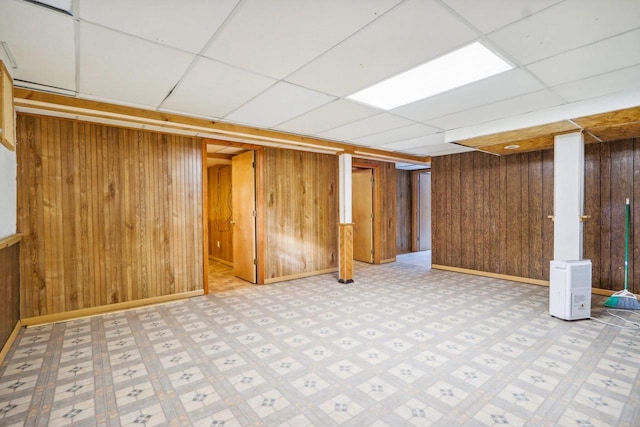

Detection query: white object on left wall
xmin=0 ymin=146 xmax=16 ymax=240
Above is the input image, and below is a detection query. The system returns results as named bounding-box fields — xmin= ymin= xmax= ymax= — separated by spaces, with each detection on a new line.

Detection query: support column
xmin=338 ymin=153 xmax=354 ymax=283
xmin=553 ymin=132 xmax=585 ymax=261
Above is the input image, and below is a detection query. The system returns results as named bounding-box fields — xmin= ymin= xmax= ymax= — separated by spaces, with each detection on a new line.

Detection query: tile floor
xmin=0 ymin=256 xmax=639 ymax=426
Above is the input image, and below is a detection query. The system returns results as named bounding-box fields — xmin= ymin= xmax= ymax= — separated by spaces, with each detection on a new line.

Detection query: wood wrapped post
xmin=338 ymin=153 xmax=354 ymax=283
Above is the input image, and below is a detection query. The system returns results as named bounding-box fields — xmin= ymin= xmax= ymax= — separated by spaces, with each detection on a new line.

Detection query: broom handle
xmin=625 ymin=198 xmax=630 ymax=291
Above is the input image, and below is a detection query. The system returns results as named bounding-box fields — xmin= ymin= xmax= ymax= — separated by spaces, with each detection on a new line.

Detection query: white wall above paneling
xmin=0 ymin=147 xmax=16 ymax=239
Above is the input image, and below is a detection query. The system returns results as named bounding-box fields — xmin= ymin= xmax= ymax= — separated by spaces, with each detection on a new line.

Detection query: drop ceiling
xmin=1 ymin=0 xmax=640 ymax=165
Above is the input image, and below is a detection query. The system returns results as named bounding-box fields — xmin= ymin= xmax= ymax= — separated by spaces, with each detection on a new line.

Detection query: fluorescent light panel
xmin=348 ymin=42 xmax=513 ymax=110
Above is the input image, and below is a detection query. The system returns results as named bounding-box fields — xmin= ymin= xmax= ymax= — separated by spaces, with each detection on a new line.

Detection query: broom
xmin=604 ymin=198 xmax=640 ymax=309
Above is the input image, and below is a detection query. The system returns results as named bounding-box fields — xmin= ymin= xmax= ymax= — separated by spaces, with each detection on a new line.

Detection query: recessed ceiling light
xmin=347 ymin=42 xmax=513 ymax=110
xmin=504 ymin=144 xmax=520 ymax=150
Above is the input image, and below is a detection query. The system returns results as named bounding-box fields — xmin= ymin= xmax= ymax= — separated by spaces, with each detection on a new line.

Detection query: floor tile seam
xmin=24 ymin=322 xmax=67 ymax=425
xmin=125 ymin=309 xmax=194 ymax=424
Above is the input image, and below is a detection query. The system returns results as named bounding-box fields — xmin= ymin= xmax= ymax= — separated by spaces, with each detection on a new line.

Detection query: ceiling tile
xmin=352 ymin=123 xmax=442 ymax=147
xmin=204 ymin=0 xmax=401 ymax=79
xmin=79 ymin=23 xmax=194 ymax=107
xmin=442 ymin=0 xmax=562 ymax=33
xmin=401 ymin=142 xmax=473 ymax=156
xmin=393 ymin=68 xmax=543 ymax=122
xmin=287 ymin=0 xmax=477 ymax=96
xmin=379 ymin=133 xmax=445 ymax=150
xmin=275 ymin=100 xmax=380 ymax=135
xmin=79 ymin=0 xmax=239 ymax=53
xmin=0 ymin=0 xmax=75 ymax=91
xmin=318 ymin=113 xmax=415 ymax=142
xmin=224 ymin=82 xmax=335 ymax=128
xmin=552 ymin=65 xmax=640 ymax=102
xmin=425 ymin=90 xmax=566 ymax=130
xmin=162 ymin=57 xmax=276 ymax=118
xmin=527 ymin=29 xmax=640 ymax=87
xmin=489 ymin=0 xmax=640 ymax=65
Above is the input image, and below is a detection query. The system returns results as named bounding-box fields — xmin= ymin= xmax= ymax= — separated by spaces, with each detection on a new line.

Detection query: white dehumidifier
xmin=549 ymin=260 xmax=592 ymax=320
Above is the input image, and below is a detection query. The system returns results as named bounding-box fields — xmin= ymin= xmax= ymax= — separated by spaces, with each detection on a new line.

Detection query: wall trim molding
xmin=432 ymin=264 xmax=614 ymax=296
xmin=0 ymin=233 xmax=22 ymax=250
xmin=21 ymin=290 xmax=204 ymax=327
xmin=0 ymin=320 xmax=22 ymax=366
xmin=264 ymin=268 xmax=338 ymax=284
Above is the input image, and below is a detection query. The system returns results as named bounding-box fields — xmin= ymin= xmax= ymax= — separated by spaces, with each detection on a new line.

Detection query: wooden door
xmin=232 ymin=151 xmax=256 ymax=283
xmin=352 ymin=168 xmax=374 ymax=263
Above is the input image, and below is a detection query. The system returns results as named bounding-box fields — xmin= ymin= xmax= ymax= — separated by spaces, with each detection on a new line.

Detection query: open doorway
xmin=412 ymin=171 xmax=431 ymax=252
xmin=352 ymin=163 xmax=382 ymax=264
xmin=203 ymin=141 xmax=263 ymax=292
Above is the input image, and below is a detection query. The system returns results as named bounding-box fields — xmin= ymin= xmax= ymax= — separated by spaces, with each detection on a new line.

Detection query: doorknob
xmin=230 ymin=220 xmax=235 ymax=225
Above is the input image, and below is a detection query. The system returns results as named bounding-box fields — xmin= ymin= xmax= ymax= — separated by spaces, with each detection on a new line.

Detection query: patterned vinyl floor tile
xmin=1 ymin=255 xmax=639 ymax=426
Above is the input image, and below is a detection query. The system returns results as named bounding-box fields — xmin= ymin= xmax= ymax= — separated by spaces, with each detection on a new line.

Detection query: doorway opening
xmin=203 ymin=140 xmax=264 ymax=293
xmin=352 ymin=163 xmax=381 ymax=264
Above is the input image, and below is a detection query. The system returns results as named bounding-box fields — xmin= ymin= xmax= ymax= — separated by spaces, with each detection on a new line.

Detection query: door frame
xmin=202 ymin=139 xmax=265 ymax=292
xmin=353 ymin=162 xmax=381 ymax=264
xmin=411 ymin=169 xmax=431 ymax=252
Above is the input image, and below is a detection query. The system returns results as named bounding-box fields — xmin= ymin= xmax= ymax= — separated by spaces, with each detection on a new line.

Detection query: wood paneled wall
xmin=432 ymin=150 xmax=554 ymax=280
xmin=17 ymin=115 xmax=203 ymax=318
xmin=263 ymin=148 xmax=338 ymax=280
xmin=584 ymin=138 xmax=640 ymax=293
xmin=207 ymin=165 xmax=233 ymax=264
xmin=0 ymin=242 xmax=20 ymax=349
xmin=355 ymin=158 xmax=397 ymax=262
xmin=396 ymin=169 xmax=412 ymax=254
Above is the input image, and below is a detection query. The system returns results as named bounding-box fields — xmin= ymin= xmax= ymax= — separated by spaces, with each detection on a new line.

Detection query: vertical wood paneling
xmin=17 ymin=115 xmax=203 ymax=318
xmin=583 ymin=144 xmax=601 ymax=286
xmin=396 ymin=170 xmax=412 ymax=254
xmin=432 ymin=150 xmax=554 ymax=281
xmin=352 ymin=158 xmax=397 ymax=261
xmin=473 ymin=153 xmax=485 ymax=270
xmin=207 ymin=165 xmax=233 ymax=263
xmin=527 ymin=151 xmax=544 ymax=279
xmin=263 ymin=148 xmax=338 ymax=280
xmin=0 ymin=243 xmax=20 ymax=350
xmin=460 ymin=154 xmax=474 ymax=269
xmin=541 ymin=149 xmax=554 ymax=280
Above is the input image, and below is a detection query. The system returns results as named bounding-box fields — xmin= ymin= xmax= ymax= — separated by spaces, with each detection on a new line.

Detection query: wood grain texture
xmin=207 ymin=165 xmax=233 ymax=264
xmin=432 ymin=151 xmax=553 ymax=281
xmin=263 ymin=148 xmax=338 ymax=280
xmin=0 ymin=60 xmax=15 ymax=151
xmin=583 ymin=138 xmax=640 ymax=293
xmin=17 ymin=114 xmax=203 ymax=318
xmin=0 ymin=242 xmax=20 ymax=351
xmin=396 ymin=170 xmax=412 ymax=254
xmin=339 ymin=223 xmax=354 ymax=281
xmin=354 ymin=159 xmax=397 ymax=262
